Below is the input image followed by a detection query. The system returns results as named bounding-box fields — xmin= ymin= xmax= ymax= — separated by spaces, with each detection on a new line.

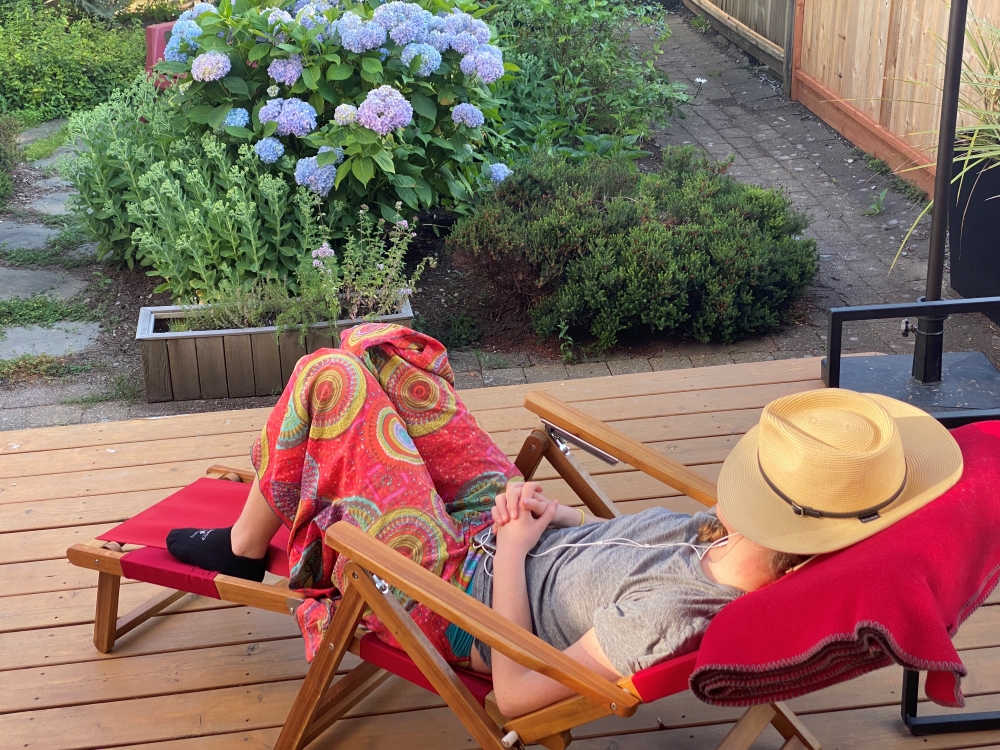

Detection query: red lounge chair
xmin=67 ymin=392 xmax=828 ymax=749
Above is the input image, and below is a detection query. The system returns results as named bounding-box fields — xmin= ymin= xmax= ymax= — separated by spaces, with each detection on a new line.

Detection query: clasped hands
xmin=491 ymin=481 xmax=581 ymax=557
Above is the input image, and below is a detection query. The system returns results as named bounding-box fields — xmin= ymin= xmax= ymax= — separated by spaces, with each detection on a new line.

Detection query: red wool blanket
xmin=690 ymin=420 xmax=1000 ymax=708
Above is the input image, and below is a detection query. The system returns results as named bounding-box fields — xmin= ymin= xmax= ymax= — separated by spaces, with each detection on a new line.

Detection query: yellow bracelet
xmin=577 ymin=507 xmax=587 ymax=526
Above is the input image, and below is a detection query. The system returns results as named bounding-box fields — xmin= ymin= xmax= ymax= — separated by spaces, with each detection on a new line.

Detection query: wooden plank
xmin=458 ymin=357 xmax=822 ymax=413
xmin=306 ymin=328 xmax=335 ymax=354
xmin=139 ymin=340 xmax=172 ymax=403
xmin=250 ymin=332 xmax=283 ymax=397
xmin=223 ymin=334 xmax=256 ymax=399
xmin=0 ymin=454 xmax=249 ymax=505
xmin=166 ymin=338 xmax=201 ymax=401
xmin=0 ymin=558 xmax=113 ymax=598
xmin=196 ymin=337 xmax=229 ymax=400
xmin=0 ymin=431 xmax=258 ymax=479
xmin=0 ymin=411 xmax=268 ymax=455
xmin=0 ymin=606 xmax=302 ymax=672
xmin=0 ymin=488 xmax=180 ymax=533
xmin=0 ymin=523 xmax=114 ymax=564
xmin=682 ymin=0 xmax=784 ymax=72
xmin=475 ymin=380 xmax=821 ymax=434
xmin=278 ymin=330 xmax=307 ymax=386
xmin=0 ymin=583 xmax=236 ymax=635
xmin=782 ymin=0 xmax=795 ymax=97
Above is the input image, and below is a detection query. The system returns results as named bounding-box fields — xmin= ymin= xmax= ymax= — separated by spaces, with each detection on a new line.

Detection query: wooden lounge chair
xmin=67 ymin=391 xmax=820 ymax=750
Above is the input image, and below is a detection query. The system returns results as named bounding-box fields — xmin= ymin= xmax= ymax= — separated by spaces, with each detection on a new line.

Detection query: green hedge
xmin=0 ymin=0 xmax=146 ymax=123
xmin=448 ymin=148 xmax=819 ymax=348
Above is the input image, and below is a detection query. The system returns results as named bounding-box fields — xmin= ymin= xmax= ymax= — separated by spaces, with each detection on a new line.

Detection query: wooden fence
xmin=790 ymin=0 xmax=996 ymax=195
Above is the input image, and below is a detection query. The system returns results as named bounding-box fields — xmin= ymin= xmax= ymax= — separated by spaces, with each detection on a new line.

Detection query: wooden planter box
xmin=135 ymin=300 xmax=414 ymax=402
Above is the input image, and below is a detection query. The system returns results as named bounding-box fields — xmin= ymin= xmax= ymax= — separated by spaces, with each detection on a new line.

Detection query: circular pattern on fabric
xmin=387 ymin=367 xmax=456 ymax=437
xmin=342 ymin=322 xmax=399 ymax=349
xmin=290 ymin=355 xmax=367 ymax=443
xmin=368 ymin=407 xmax=423 ymax=465
xmin=340 ymin=497 xmax=383 ymax=532
xmin=368 ymin=509 xmax=448 ymax=577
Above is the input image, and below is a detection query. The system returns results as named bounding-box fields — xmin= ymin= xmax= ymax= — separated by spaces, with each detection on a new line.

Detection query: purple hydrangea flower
xmin=401 ymin=42 xmax=441 ymax=76
xmin=223 ymin=108 xmax=250 ymax=128
xmin=187 ymin=2 xmax=217 ymax=17
xmin=418 ymin=29 xmax=451 ymax=52
xmin=334 ymin=103 xmax=359 ymax=125
xmin=294 ymin=146 xmax=344 ymax=196
xmin=461 ymin=44 xmax=504 ymax=83
xmin=258 ymin=98 xmax=318 ymax=137
xmin=253 ymin=137 xmax=285 ymax=164
xmin=190 ymin=51 xmax=231 ymax=81
xmin=451 ymin=102 xmax=484 ymax=128
xmin=357 ymin=85 xmax=413 ymax=136
xmin=373 ymin=2 xmax=432 ymax=45
xmin=266 ymin=7 xmax=293 ymax=25
xmin=268 ymin=55 xmax=303 ymax=86
xmin=489 ymin=163 xmax=512 ymax=183
xmin=338 ymin=12 xmax=387 ymax=53
xmin=449 ymin=32 xmax=478 ymax=55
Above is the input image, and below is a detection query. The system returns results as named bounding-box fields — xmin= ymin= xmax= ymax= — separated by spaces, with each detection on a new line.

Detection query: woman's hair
xmin=696 ymin=516 xmax=810 ymax=581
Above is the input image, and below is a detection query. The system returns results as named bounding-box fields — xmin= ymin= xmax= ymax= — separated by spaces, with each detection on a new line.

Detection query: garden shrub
xmin=492 ymin=0 xmax=690 ymax=157
xmin=0 ymin=114 xmax=18 ymax=208
xmin=0 ymin=0 xmax=146 ymax=123
xmin=448 ymin=148 xmax=819 ymax=348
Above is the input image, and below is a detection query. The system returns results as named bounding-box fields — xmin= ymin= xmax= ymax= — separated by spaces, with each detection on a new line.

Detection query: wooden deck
xmin=2 ymin=355 xmax=999 ymax=750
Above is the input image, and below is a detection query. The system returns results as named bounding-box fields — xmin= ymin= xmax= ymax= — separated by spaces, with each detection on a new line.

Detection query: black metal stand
xmin=901 ymin=670 xmax=1000 ymax=735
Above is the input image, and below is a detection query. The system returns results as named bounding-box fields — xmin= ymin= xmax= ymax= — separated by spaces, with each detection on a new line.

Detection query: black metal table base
xmin=902 ymin=670 xmax=1000 ymax=735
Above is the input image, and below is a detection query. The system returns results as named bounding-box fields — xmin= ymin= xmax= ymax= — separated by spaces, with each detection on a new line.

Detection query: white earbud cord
xmin=478 ymin=532 xmax=740 ymax=579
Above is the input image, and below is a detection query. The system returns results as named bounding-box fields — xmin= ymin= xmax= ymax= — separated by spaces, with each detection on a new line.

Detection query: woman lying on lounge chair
xmin=166 ymin=324 xmax=962 ymax=718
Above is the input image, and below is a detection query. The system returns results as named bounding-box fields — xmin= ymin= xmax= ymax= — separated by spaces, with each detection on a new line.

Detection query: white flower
xmin=695 ymin=77 xmax=707 ymax=84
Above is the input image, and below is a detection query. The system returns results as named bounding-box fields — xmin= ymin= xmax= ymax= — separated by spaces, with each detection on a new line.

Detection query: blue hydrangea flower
xmin=258 ymin=97 xmax=285 ymax=124
xmin=268 ymin=55 xmax=303 ymax=86
xmin=338 ymin=12 xmax=387 ymax=53
xmin=294 ymin=146 xmax=344 ymax=196
xmin=373 ymin=2 xmax=432 ymax=45
xmin=163 ymin=17 xmax=202 ymax=62
xmin=378 ymin=47 xmax=390 ymax=61
xmin=449 ymin=32 xmax=478 ymax=55
xmin=254 ymin=137 xmax=285 ymax=164
xmin=266 ymin=7 xmax=293 ymax=25
xmin=190 ymin=50 xmax=231 ymax=81
xmin=357 ymin=85 xmax=412 ymax=136
xmin=187 ymin=3 xmax=217 ymax=18
xmin=277 ymin=98 xmax=318 ymax=137
xmin=451 ymin=102 xmax=484 ymax=128
xmin=334 ymin=103 xmax=359 ymax=125
xmin=489 ymin=163 xmax=512 ymax=183
xmin=461 ymin=44 xmax=504 ymax=83
xmin=223 ymin=108 xmax=250 ymax=128
xmin=401 ymin=42 xmax=441 ymax=76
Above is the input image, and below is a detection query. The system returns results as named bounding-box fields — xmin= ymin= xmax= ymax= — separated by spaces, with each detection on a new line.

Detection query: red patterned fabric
xmin=252 ymin=323 xmax=520 ymax=663
xmin=690 ymin=421 xmax=1000 ymax=708
xmin=97 ymin=477 xmax=290 ymax=577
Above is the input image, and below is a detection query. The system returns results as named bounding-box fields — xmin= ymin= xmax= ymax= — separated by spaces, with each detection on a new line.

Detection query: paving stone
xmin=0 ymin=322 xmax=101 ymax=359
xmin=524 ymin=365 xmax=568 ymax=383
xmin=0 ymin=380 xmax=102 ymax=409
xmin=452 ymin=371 xmax=485 ymax=390
xmin=726 ymin=335 xmax=777 ymax=353
xmin=0 ymin=404 xmax=84 ymax=430
xmin=36 ymin=176 xmax=72 ymax=189
xmin=675 ymin=340 xmax=728 ymax=356
xmin=0 ymin=267 xmax=87 ymax=301
xmin=0 ymin=222 xmax=58 ymax=250
xmin=26 ymin=192 xmax=74 ymax=215
xmin=564 ymin=363 xmax=611 ymax=379
xmin=649 ymin=356 xmax=693 ymax=371
xmin=481 ymin=367 xmax=526 ymax=387
xmin=689 ymin=353 xmax=736 ymax=367
xmin=730 ymin=351 xmax=775 ymax=364
xmin=607 ymin=358 xmax=653 ymax=375
xmin=16 ymin=118 xmax=69 ymax=146
xmin=447 ymin=351 xmax=480 ymax=373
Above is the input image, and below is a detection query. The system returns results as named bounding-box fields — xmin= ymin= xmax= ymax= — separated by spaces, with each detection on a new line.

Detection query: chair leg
xmin=770 ymin=702 xmax=821 ymax=750
xmin=274 ymin=582 xmax=367 ymax=750
xmin=299 ymin=662 xmax=391 ymax=747
xmin=93 ymin=572 xmax=121 ymax=653
xmin=347 ymin=562 xmax=510 ymax=750
xmin=537 ymin=731 xmax=573 ymax=750
xmin=115 ymin=589 xmax=187 ymax=641
xmin=716 ymin=704 xmax=777 ymax=750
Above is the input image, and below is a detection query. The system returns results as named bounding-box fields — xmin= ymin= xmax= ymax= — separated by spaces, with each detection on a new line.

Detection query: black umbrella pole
xmin=912 ymin=0 xmax=970 ymax=385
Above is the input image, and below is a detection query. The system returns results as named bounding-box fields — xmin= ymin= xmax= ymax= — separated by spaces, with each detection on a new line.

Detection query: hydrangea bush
xmin=155 ymin=0 xmax=515 ymax=226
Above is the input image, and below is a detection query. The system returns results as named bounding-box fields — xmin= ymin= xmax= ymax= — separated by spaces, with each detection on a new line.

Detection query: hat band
xmin=756 ymin=454 xmax=907 ymax=520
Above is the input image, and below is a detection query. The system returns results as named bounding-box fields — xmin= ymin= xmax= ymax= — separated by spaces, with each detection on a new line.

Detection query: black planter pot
xmin=949 ymin=157 xmax=1000 ymax=325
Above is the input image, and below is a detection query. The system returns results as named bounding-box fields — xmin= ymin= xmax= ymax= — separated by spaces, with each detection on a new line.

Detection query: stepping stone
xmin=36 ymin=176 xmax=72 ymax=189
xmin=0 ymin=322 xmax=101 ymax=359
xmin=33 ymin=144 xmax=78 ymax=172
xmin=0 ymin=222 xmax=57 ymax=250
xmin=16 ymin=118 xmax=69 ymax=146
xmin=26 ymin=192 xmax=75 ymax=215
xmin=0 ymin=268 xmax=87 ymax=301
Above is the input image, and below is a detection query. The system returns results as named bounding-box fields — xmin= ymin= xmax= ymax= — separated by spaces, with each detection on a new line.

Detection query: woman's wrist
xmin=553 ymin=504 xmax=586 ymax=528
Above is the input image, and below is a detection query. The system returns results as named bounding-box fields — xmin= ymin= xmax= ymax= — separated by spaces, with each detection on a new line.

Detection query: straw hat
xmin=717 ymin=389 xmax=963 ymax=555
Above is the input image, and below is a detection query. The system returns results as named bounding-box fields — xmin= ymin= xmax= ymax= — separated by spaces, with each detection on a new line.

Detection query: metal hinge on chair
xmin=371 ymin=574 xmax=392 ymax=595
xmin=542 ymin=421 xmax=619 ymax=466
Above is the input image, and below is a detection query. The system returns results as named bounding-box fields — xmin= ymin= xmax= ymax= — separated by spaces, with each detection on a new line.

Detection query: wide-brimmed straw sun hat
xmin=717 ymin=389 xmax=963 ymax=555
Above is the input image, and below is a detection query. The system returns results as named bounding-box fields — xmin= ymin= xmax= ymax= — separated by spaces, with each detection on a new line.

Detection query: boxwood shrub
xmin=448 ymin=148 xmax=818 ymax=348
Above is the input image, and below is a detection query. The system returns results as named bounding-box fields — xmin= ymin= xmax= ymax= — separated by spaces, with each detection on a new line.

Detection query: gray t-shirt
xmin=471 ymin=507 xmax=742 ymax=676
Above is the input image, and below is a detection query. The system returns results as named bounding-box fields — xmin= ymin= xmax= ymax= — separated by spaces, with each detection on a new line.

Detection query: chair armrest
xmin=524 ymin=391 xmax=718 ymax=507
xmin=326 ymin=521 xmax=639 ymax=716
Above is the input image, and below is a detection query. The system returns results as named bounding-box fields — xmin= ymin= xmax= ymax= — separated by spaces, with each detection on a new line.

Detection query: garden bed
xmin=135 ymin=299 xmax=414 ymax=402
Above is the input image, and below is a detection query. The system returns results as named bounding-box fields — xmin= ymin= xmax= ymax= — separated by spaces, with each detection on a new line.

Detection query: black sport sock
xmin=165 ymin=526 xmax=267 ymax=582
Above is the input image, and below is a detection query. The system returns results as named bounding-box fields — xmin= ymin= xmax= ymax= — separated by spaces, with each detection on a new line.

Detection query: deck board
xmin=2 ymin=355 xmax=997 ymax=749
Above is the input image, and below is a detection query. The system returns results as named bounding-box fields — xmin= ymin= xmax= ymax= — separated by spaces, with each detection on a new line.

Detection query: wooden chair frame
xmin=67 ymin=391 xmax=821 ymax=750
